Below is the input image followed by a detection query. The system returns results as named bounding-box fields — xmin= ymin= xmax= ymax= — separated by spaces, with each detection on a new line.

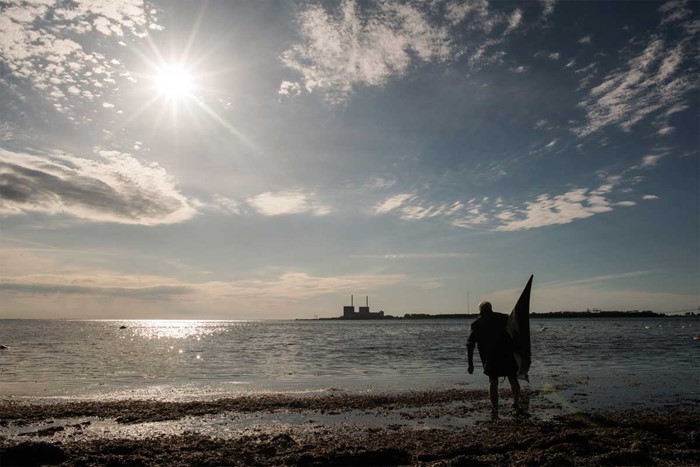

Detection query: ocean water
xmin=0 ymin=318 xmax=697 ymax=408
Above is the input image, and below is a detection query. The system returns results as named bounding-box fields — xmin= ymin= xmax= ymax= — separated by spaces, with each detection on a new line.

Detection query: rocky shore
xmin=1 ymin=389 xmax=697 ymax=466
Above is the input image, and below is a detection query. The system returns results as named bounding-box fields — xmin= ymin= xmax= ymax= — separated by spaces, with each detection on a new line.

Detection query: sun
xmin=156 ymin=64 xmax=194 ymax=100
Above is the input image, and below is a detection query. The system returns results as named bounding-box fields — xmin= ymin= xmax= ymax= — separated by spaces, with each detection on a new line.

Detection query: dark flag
xmin=506 ymin=275 xmax=533 ymax=381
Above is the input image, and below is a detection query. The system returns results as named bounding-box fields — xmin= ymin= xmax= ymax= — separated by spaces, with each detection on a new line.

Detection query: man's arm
xmin=466 ymin=326 xmax=476 ymax=374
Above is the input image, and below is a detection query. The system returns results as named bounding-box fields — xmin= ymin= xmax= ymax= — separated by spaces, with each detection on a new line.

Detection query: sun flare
xmin=156 ymin=65 xmax=194 ymax=99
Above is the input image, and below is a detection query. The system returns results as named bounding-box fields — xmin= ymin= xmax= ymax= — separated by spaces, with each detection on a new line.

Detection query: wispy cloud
xmin=280 ymin=0 xmax=452 ymax=102
xmin=373 ymin=193 xmax=415 ymax=214
xmin=0 ymin=281 xmax=192 ymax=300
xmin=641 ymin=154 xmax=664 ymax=167
xmin=0 ymin=246 xmax=441 ymax=317
xmin=247 ymin=190 xmax=330 ymax=216
xmin=0 ymin=147 xmax=195 ymax=225
xmin=0 ymin=0 xmax=157 ymax=118
xmin=540 ymin=0 xmax=556 ymax=20
xmin=659 ymin=0 xmax=694 ymax=25
xmin=493 ymin=186 xmax=614 ymax=231
xmin=575 ymin=2 xmax=698 ymax=136
xmin=278 ymin=80 xmax=301 ymax=97
xmin=205 ymin=194 xmax=242 ymax=215
xmin=505 ymin=9 xmax=523 ymax=34
xmin=202 ymin=271 xmax=429 ymax=302
xmin=355 ymin=252 xmax=476 ymax=260
xmin=542 ymin=271 xmax=652 ymax=288
xmin=373 ymin=152 xmax=665 ymax=232
xmin=281 ymin=0 xmax=528 ymax=102
xmin=373 ymin=193 xmax=464 ymax=221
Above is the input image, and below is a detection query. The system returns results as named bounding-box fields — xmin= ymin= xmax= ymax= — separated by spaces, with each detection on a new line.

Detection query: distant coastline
xmin=306 ymin=310 xmax=698 ymax=321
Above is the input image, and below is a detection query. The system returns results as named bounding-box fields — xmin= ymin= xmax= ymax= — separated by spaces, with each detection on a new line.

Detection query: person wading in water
xmin=467 ymin=300 xmax=521 ymax=416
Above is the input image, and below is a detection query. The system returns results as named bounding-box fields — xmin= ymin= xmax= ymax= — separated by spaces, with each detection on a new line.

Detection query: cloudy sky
xmin=1 ymin=0 xmax=698 ymax=319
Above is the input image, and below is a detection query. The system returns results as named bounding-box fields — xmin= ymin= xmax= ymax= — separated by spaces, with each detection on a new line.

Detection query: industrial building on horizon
xmin=343 ymin=295 xmax=385 ymax=319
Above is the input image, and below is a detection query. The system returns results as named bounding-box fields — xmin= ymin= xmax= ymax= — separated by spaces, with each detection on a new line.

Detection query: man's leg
xmin=488 ymin=376 xmax=499 ymax=412
xmin=508 ymin=375 xmax=521 ymax=410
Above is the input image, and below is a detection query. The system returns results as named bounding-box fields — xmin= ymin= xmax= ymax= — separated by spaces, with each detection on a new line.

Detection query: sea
xmin=0 ymin=318 xmax=697 ymax=410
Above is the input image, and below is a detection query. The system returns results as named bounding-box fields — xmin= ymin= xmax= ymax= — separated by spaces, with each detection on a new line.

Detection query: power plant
xmin=342 ymin=295 xmax=384 ymax=319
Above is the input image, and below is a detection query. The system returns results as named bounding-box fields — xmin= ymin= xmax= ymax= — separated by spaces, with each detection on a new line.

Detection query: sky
xmin=0 ymin=0 xmax=698 ymax=319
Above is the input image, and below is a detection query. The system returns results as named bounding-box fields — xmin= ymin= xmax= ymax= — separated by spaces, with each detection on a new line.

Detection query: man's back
xmin=468 ymin=312 xmax=516 ymax=377
xmin=467 ymin=300 xmax=524 ymax=415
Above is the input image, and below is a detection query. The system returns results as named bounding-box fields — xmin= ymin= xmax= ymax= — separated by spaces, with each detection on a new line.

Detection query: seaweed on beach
xmin=0 ymin=389 xmax=497 ymax=425
xmin=1 ymin=397 xmax=698 ymax=466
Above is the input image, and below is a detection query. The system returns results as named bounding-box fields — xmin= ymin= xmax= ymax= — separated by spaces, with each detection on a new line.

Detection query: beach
xmin=1 ymin=319 xmax=698 ymax=464
xmin=1 ymin=387 xmax=698 ymax=466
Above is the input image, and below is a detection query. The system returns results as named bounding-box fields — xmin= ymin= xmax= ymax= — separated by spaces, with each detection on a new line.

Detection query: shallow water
xmin=0 ymin=318 xmax=697 ymax=407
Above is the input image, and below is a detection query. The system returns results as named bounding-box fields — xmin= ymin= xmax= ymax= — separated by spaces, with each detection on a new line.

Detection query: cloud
xmin=505 ymin=9 xmax=523 ymax=34
xmin=373 ymin=161 xmax=657 ymax=232
xmin=367 ymin=177 xmax=397 ymax=190
xmin=494 ymin=187 xmax=614 ymax=231
xmin=540 ymin=0 xmax=556 ymax=19
xmin=202 ymin=271 xmax=421 ymax=302
xmin=280 ymin=0 xmax=452 ymax=102
xmin=575 ymin=8 xmax=698 ymax=136
xmin=446 ymin=0 xmax=495 ymax=30
xmin=578 ymin=35 xmax=592 ymax=44
xmin=449 ymin=200 xmax=489 ymax=228
xmin=0 ymin=248 xmax=433 ymax=317
xmin=373 ymin=193 xmax=415 ymax=214
xmin=642 ymin=194 xmax=660 ymax=200
xmin=206 ymin=194 xmax=242 ymax=215
xmin=0 ymin=281 xmax=192 ymax=299
xmin=0 ymin=147 xmax=196 ymax=225
xmin=659 ymin=0 xmax=693 ymax=25
xmin=355 ymin=252 xmax=475 ymax=260
xmin=278 ymin=80 xmax=301 ymax=97
xmin=280 ymin=0 xmax=525 ymax=102
xmin=373 ymin=188 xmax=613 ymax=231
xmin=247 ymin=190 xmax=330 ymax=216
xmin=641 ymin=154 xmax=664 ymax=167
xmin=373 ymin=193 xmax=464 ymax=221
xmin=0 ymin=0 xmax=157 ymax=118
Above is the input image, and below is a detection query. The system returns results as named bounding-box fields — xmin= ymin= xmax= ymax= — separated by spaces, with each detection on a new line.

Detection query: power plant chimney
xmin=351 ymin=295 xmax=353 ymax=306
xmin=366 ymin=296 xmax=369 ymax=307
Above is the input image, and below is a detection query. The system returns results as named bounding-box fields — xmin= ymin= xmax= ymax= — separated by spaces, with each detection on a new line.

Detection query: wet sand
xmin=1 ymin=388 xmax=697 ymax=466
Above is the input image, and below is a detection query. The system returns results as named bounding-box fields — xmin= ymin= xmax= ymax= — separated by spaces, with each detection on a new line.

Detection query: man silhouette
xmin=467 ymin=300 xmax=521 ymax=415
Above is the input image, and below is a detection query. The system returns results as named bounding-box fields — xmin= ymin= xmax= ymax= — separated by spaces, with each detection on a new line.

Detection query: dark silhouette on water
xmin=467 ymin=275 xmax=533 ymax=417
xmin=467 ymin=300 xmax=521 ymax=417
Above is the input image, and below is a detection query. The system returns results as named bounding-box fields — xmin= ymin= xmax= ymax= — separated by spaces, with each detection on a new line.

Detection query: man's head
xmin=478 ymin=301 xmax=493 ymax=314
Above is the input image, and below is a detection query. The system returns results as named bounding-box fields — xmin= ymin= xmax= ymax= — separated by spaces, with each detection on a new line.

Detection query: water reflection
xmin=0 ymin=318 xmax=696 ymax=406
xmin=113 ymin=320 xmax=241 ymax=340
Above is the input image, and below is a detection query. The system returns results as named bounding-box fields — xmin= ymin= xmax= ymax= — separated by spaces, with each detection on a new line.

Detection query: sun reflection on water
xmin=113 ymin=320 xmax=237 ymax=340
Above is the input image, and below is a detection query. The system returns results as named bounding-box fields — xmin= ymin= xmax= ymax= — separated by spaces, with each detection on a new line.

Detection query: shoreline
xmin=306 ymin=311 xmax=697 ymax=320
xmin=1 ymin=388 xmax=698 ymax=466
